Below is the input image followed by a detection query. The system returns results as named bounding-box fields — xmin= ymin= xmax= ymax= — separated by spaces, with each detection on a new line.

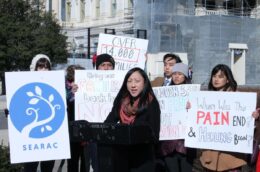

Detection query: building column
xmin=45 ymin=0 xmax=49 ymax=11
xmin=100 ymin=0 xmax=109 ymax=17
xmin=58 ymin=0 xmax=62 ymax=21
xmin=107 ymin=0 xmax=112 ymax=17
xmin=124 ymin=0 xmax=128 ymax=8
xmin=113 ymin=0 xmax=123 ymax=17
xmin=52 ymin=0 xmax=60 ymax=19
xmin=92 ymin=0 xmax=98 ymax=19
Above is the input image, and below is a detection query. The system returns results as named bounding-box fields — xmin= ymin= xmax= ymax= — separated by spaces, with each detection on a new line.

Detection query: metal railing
xmin=175 ymin=6 xmax=260 ymax=18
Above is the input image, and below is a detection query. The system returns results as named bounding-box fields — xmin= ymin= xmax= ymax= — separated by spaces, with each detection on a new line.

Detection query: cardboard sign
xmin=5 ymin=71 xmax=70 ymax=163
xmin=153 ymin=84 xmax=201 ymax=140
xmin=185 ymin=91 xmax=256 ymax=154
xmin=97 ymin=33 xmax=148 ymax=70
xmin=75 ymin=70 xmax=126 ymax=122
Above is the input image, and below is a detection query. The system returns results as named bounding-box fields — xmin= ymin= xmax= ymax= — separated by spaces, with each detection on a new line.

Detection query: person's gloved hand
xmin=4 ymin=108 xmax=9 ymax=118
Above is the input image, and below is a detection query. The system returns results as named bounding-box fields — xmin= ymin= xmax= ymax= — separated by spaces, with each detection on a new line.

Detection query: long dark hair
xmin=113 ymin=67 xmax=158 ymax=115
xmin=208 ymin=64 xmax=237 ymax=91
xmin=170 ymin=76 xmax=191 ymax=85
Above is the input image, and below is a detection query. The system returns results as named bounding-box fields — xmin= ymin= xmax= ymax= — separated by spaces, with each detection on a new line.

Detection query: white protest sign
xmin=185 ymin=91 xmax=256 ymax=154
xmin=5 ymin=71 xmax=70 ymax=163
xmin=97 ymin=33 xmax=148 ymax=70
xmin=75 ymin=70 xmax=126 ymax=122
xmin=153 ymin=84 xmax=201 ymax=140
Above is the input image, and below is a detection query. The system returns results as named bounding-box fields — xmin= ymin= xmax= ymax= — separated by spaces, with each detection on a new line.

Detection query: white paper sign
xmin=5 ymin=71 xmax=70 ymax=163
xmin=185 ymin=91 xmax=256 ymax=154
xmin=75 ymin=70 xmax=126 ymax=122
xmin=97 ymin=33 xmax=148 ymax=70
xmin=153 ymin=84 xmax=201 ymax=140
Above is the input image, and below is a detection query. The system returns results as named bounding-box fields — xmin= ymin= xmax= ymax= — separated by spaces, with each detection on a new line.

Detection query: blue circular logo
xmin=9 ymin=82 xmax=65 ymax=138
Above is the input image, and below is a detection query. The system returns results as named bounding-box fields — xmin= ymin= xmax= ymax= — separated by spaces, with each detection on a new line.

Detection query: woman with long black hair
xmin=105 ymin=67 xmax=161 ymax=172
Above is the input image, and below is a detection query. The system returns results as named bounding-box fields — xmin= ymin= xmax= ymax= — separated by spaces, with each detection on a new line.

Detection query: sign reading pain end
xmin=185 ymin=91 xmax=256 ymax=154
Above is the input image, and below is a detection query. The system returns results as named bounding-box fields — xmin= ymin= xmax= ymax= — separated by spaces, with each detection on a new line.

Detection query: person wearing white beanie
xmin=24 ymin=54 xmax=54 ymax=172
xmin=30 ymin=54 xmax=51 ymax=71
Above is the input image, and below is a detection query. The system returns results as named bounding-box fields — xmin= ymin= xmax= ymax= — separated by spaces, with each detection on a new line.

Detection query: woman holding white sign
xmin=199 ymin=64 xmax=259 ymax=172
xmin=105 ymin=67 xmax=161 ymax=172
xmin=159 ymin=63 xmax=195 ymax=172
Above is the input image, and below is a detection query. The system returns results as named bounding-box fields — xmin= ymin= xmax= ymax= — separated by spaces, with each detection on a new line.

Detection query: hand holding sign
xmin=186 ymin=100 xmax=191 ymax=112
xmin=252 ymin=108 xmax=260 ymax=119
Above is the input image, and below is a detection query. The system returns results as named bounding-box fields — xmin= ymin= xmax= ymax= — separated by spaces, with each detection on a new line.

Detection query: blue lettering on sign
xmin=9 ymin=82 xmax=65 ymax=138
xmin=23 ymin=142 xmax=59 ymax=151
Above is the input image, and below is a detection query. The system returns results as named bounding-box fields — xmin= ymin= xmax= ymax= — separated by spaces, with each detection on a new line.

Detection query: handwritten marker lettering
xmin=196 ymin=111 xmax=229 ymax=125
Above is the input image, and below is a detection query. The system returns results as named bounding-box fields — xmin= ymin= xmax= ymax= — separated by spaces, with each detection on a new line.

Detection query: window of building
xmin=49 ymin=0 xmax=52 ymax=11
xmin=61 ymin=0 xmax=66 ymax=21
xmin=201 ymin=0 xmax=216 ymax=10
xmin=195 ymin=0 xmax=256 ymax=16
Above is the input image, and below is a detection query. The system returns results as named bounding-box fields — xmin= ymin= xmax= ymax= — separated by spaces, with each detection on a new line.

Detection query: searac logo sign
xmin=9 ymin=82 xmax=65 ymax=138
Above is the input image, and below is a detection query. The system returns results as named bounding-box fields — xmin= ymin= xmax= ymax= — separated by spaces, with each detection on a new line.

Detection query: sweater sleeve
xmin=104 ymin=104 xmax=120 ymax=123
xmin=148 ymin=99 xmax=161 ymax=141
xmin=134 ymin=99 xmax=161 ymax=141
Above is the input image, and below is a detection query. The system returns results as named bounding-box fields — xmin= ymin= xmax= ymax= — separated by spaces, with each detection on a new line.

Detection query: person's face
xmin=212 ymin=70 xmax=228 ymax=90
xmin=36 ymin=67 xmax=49 ymax=71
xmin=98 ymin=62 xmax=114 ymax=70
xmin=164 ymin=57 xmax=177 ymax=78
xmin=171 ymin=72 xmax=185 ymax=85
xmin=127 ymin=71 xmax=145 ymax=98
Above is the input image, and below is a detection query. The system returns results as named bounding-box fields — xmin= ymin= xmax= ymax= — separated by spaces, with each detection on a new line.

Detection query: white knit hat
xmin=30 ymin=54 xmax=51 ymax=71
xmin=172 ymin=63 xmax=188 ymax=78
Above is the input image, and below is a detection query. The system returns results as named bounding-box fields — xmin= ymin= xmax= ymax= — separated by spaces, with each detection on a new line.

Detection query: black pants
xmin=67 ymin=142 xmax=90 ymax=172
xmin=164 ymin=151 xmax=193 ymax=172
xmin=23 ymin=160 xmax=55 ymax=172
xmin=98 ymin=144 xmax=155 ymax=172
xmin=89 ymin=142 xmax=98 ymax=172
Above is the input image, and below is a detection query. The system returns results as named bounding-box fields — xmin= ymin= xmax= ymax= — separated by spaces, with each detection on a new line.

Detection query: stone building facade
xmin=42 ymin=0 xmax=260 ymax=85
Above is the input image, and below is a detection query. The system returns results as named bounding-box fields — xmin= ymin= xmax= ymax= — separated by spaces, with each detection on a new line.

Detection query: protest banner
xmin=185 ymin=91 xmax=256 ymax=154
xmin=75 ymin=70 xmax=126 ymax=122
xmin=5 ymin=71 xmax=70 ymax=163
xmin=153 ymin=84 xmax=201 ymax=140
xmin=96 ymin=33 xmax=148 ymax=70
